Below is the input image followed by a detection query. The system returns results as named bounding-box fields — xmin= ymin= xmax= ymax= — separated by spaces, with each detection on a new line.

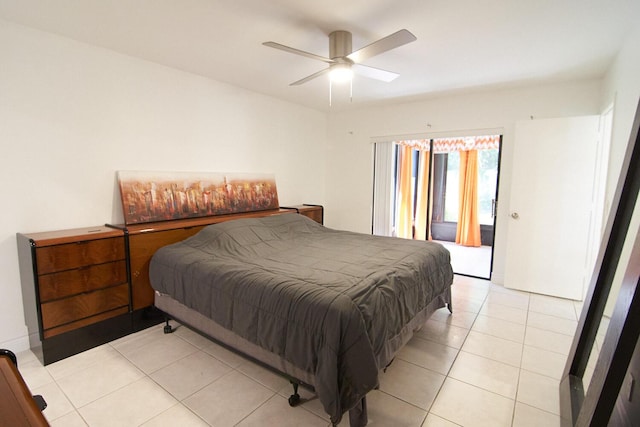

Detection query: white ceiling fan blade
xmin=262 ymin=41 xmax=334 ymax=64
xmin=290 ymin=68 xmax=330 ymax=86
xmin=347 ymin=29 xmax=416 ymax=63
xmin=352 ymin=64 xmax=399 ymax=82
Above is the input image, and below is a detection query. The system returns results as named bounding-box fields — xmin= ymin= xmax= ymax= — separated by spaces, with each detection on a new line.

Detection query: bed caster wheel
xmin=288 ymin=393 xmax=300 ymax=407
xmin=288 ymin=381 xmax=301 ymax=406
xmin=163 ymin=322 xmax=173 ymax=334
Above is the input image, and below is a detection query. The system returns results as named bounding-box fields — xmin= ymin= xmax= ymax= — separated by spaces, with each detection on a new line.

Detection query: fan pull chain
xmin=328 ymin=78 xmax=353 ymax=106
xmin=350 ymin=78 xmax=353 ymax=103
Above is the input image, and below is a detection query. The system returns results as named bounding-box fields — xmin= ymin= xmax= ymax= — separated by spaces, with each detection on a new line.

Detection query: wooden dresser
xmin=17 ymin=205 xmax=323 ymax=365
xmin=17 ymin=226 xmax=134 ymax=365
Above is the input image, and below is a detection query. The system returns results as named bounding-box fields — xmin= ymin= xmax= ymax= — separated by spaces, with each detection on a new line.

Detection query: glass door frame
xmin=423 ymin=135 xmax=503 ymax=280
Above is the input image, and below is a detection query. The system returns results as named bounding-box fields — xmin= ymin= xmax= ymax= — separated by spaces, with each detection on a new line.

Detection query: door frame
xmin=426 ymin=136 xmax=503 ymax=280
xmin=372 ymin=134 xmax=503 ymax=280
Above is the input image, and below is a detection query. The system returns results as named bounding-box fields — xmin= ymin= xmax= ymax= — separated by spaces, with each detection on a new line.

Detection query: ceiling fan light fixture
xmin=263 ymin=28 xmax=416 ymax=102
xmin=329 ymin=63 xmax=353 ymax=83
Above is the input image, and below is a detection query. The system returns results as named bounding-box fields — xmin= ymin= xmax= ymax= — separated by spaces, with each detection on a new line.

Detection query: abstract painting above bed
xmin=117 ymin=170 xmax=279 ymax=224
xmin=149 ymin=214 xmax=453 ymax=425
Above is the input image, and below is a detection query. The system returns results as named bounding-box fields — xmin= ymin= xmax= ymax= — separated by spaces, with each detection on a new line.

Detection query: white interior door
xmin=504 ymin=116 xmax=600 ymax=300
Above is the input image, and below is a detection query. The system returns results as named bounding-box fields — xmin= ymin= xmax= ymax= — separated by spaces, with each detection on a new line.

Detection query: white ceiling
xmin=1 ymin=0 xmax=638 ymax=112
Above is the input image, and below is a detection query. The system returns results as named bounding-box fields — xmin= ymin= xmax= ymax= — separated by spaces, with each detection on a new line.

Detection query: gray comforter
xmin=149 ymin=213 xmax=453 ymax=424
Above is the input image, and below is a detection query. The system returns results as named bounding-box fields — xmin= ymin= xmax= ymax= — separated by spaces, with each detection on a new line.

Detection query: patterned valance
xmin=396 ymin=139 xmax=430 ymax=151
xmin=432 ymin=135 xmax=500 ymax=153
xmin=396 ymin=135 xmax=500 ymax=153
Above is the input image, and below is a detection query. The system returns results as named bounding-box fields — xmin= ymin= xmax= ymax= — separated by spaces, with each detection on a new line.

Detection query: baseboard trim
xmin=490 ymin=273 xmax=504 ymax=285
xmin=0 ymin=335 xmax=30 ymax=354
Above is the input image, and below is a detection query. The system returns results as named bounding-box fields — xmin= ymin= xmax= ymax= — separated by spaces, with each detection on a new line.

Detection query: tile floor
xmin=16 ymin=275 xmax=583 ymax=426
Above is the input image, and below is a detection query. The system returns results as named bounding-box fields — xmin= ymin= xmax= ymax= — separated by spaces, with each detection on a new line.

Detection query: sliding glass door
xmin=429 ymin=138 xmax=501 ymax=279
xmin=372 ymin=135 xmax=502 ymax=280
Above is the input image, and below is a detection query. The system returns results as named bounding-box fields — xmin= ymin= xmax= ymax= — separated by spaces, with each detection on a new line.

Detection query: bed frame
xmin=156 ymin=286 xmax=452 ymax=426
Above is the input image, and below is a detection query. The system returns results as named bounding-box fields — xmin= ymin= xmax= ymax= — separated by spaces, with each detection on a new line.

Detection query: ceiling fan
xmin=262 ymin=29 xmax=417 ymax=86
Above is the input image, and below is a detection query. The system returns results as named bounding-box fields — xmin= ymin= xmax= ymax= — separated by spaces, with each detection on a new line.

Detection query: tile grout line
xmin=425 ymin=280 xmax=492 ymax=426
xmin=510 ymin=291 xmax=531 ymax=427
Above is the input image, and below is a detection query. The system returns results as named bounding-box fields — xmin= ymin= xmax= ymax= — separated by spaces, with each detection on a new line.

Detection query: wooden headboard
xmin=111 ymin=171 xmax=323 ymax=310
xmin=107 ymin=208 xmax=296 ymax=310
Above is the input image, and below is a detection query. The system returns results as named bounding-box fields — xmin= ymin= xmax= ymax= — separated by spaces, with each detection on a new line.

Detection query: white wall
xmin=0 ymin=20 xmax=328 ymax=350
xmin=602 ymin=24 xmax=640 ymax=212
xmin=599 ymin=25 xmax=640 ymax=316
xmin=326 ymin=80 xmax=603 ymax=284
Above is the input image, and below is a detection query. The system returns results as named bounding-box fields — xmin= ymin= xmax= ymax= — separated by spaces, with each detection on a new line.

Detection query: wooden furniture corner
xmin=0 ymin=350 xmax=48 ymax=426
xmin=281 ymin=204 xmax=324 ymax=225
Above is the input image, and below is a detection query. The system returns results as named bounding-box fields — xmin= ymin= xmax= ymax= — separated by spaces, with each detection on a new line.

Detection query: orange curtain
xmin=396 ymin=145 xmax=414 ymax=239
xmin=414 ymin=150 xmax=430 ymax=240
xmin=456 ymin=150 xmax=481 ymax=247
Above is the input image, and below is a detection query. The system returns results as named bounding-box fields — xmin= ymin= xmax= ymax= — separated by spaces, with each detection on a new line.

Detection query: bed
xmin=149 ymin=213 xmax=453 ymax=426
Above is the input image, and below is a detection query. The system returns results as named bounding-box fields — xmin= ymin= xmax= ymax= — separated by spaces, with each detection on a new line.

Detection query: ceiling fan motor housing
xmin=329 ymin=31 xmax=353 ymax=60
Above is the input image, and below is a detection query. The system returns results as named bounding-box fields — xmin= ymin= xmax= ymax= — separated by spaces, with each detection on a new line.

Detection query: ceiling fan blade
xmin=352 ymin=64 xmax=399 ymax=82
xmin=262 ymin=41 xmax=334 ymax=64
xmin=290 ymin=68 xmax=330 ymax=86
xmin=347 ymin=29 xmax=416 ymax=63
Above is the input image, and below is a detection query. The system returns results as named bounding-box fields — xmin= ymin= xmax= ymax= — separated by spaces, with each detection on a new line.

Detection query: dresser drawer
xmin=38 ymin=260 xmax=127 ymax=302
xmin=36 ymin=237 xmax=125 ymax=274
xmin=40 ymin=283 xmax=129 ymax=332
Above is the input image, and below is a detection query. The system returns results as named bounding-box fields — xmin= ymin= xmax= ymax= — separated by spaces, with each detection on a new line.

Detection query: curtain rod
xmin=370 ymin=127 xmax=505 ymax=144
